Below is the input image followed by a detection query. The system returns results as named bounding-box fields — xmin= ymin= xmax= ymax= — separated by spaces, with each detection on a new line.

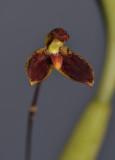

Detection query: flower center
xmin=47 ymin=39 xmax=64 ymax=54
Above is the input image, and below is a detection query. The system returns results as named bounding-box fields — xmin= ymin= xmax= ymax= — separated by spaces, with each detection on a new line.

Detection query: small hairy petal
xmin=60 ymin=53 xmax=94 ymax=86
xmin=26 ymin=52 xmax=52 ymax=85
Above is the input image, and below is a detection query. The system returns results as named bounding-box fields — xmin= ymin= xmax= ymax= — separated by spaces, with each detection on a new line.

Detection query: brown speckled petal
xmin=59 ymin=53 xmax=94 ymax=86
xmin=26 ymin=52 xmax=52 ymax=85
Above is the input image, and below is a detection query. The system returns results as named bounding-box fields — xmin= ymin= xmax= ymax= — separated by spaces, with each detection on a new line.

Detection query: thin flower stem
xmin=25 ymin=84 xmax=41 ymax=160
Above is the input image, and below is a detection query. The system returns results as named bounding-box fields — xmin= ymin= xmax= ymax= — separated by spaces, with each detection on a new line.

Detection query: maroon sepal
xmin=60 ymin=53 xmax=94 ymax=86
xmin=46 ymin=28 xmax=70 ymax=47
xmin=26 ymin=52 xmax=52 ymax=85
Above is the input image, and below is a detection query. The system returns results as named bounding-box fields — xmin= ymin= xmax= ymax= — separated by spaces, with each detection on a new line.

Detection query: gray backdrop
xmin=0 ymin=0 xmax=115 ymax=160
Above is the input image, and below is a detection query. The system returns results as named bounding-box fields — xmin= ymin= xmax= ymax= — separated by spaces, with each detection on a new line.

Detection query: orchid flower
xmin=26 ymin=28 xmax=94 ymax=86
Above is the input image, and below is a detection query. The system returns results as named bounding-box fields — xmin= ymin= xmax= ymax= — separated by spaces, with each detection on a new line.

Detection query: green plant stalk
xmin=59 ymin=102 xmax=111 ymax=160
xmin=97 ymin=0 xmax=115 ymax=103
xmin=59 ymin=0 xmax=115 ymax=160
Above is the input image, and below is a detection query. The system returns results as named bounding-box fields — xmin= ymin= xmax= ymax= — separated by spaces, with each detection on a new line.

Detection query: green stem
xmin=97 ymin=0 xmax=115 ymax=103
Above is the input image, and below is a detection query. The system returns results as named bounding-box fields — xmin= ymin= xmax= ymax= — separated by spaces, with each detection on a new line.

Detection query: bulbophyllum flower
xmin=26 ymin=28 xmax=94 ymax=86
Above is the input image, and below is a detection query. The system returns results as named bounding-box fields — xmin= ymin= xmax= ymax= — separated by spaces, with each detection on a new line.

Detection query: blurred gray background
xmin=0 ymin=0 xmax=115 ymax=160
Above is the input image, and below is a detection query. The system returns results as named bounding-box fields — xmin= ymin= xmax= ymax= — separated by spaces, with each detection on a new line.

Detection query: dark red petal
xmin=26 ymin=52 xmax=52 ymax=85
xmin=60 ymin=53 xmax=94 ymax=86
